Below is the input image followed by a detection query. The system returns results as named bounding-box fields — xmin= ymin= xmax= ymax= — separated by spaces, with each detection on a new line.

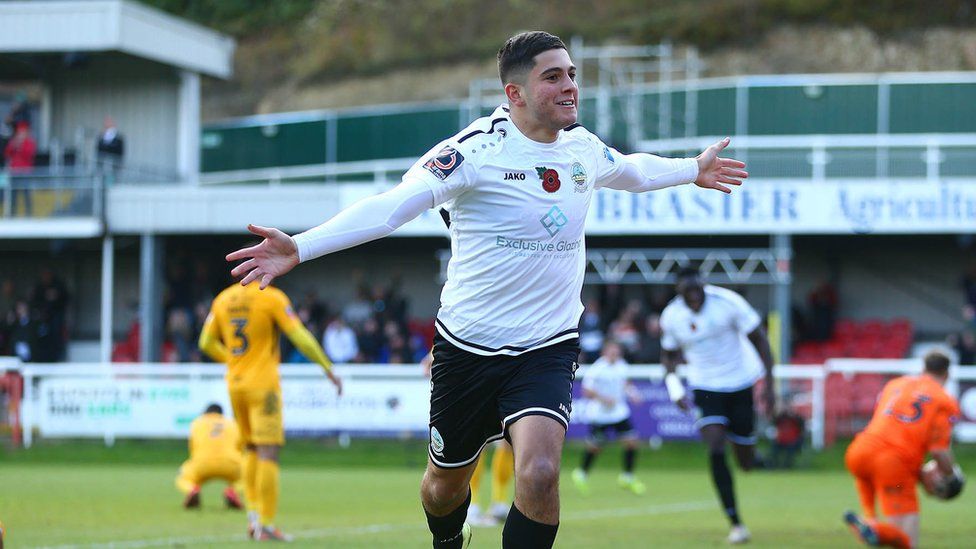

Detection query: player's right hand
xmin=227 ymin=224 xmax=300 ymax=289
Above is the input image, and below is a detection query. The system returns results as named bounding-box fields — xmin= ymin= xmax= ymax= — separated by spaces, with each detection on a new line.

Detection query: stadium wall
xmin=49 ymin=53 xmax=180 ymax=177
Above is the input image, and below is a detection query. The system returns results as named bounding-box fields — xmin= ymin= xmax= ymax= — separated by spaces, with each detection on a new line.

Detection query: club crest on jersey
xmin=430 ymin=426 xmax=445 ymax=456
xmin=571 ymin=162 xmax=587 ymax=193
xmin=423 ymin=146 xmax=464 ymax=180
xmin=535 ymin=166 xmax=561 ymax=193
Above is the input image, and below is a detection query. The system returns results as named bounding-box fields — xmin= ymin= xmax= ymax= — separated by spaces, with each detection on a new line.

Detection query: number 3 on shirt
xmin=883 ymin=389 xmax=931 ymax=423
xmin=230 ymin=318 xmax=249 ymax=355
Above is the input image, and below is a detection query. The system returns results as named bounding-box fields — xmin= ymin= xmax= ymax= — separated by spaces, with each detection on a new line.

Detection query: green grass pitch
xmin=2 ymin=440 xmax=975 ymax=547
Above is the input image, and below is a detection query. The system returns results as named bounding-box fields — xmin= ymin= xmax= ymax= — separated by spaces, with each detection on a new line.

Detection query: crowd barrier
xmin=2 ymin=360 xmax=974 ymax=450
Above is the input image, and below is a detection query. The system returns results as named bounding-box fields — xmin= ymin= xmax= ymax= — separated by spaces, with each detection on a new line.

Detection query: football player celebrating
xmin=228 ymin=30 xmax=745 ymax=549
xmin=660 ymin=267 xmax=776 ymax=544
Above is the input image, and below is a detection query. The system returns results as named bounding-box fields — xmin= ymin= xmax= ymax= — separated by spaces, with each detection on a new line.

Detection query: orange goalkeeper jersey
xmin=201 ymin=283 xmax=302 ymax=390
xmin=860 ymin=374 xmax=960 ymax=470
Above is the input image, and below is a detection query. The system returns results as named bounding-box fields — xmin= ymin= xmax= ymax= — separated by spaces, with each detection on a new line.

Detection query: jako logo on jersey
xmin=603 ymin=146 xmax=615 ymax=164
xmin=571 ymin=162 xmax=587 ymax=193
xmin=535 ymin=166 xmax=561 ymax=192
xmin=423 ymin=146 xmax=465 ymax=180
xmin=430 ymin=426 xmax=445 ymax=456
xmin=540 ymin=205 xmax=568 ymax=236
xmin=504 ymin=172 xmax=526 ymax=181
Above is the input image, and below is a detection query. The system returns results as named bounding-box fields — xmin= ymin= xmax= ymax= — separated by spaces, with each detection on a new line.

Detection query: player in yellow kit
xmin=199 ymin=282 xmax=343 ymax=541
xmin=176 ymin=403 xmax=245 ymax=510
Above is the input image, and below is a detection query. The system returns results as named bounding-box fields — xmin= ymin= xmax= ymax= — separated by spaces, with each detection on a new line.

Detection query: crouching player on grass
xmin=844 ymin=350 xmax=965 ymax=548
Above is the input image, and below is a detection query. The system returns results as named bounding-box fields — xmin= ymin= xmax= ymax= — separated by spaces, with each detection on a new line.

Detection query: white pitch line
xmin=33 ymin=500 xmax=713 ymax=549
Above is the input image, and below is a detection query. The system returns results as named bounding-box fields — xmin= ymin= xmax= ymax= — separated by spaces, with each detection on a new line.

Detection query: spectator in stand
xmin=3 ymin=121 xmax=36 ymax=217
xmin=96 ymin=116 xmax=124 ymax=182
xmin=608 ymin=301 xmax=643 ymax=360
xmin=343 ymin=287 xmax=373 ymax=328
xmin=384 ymin=331 xmax=411 ymax=364
xmin=958 ymin=332 xmax=975 ymax=365
xmin=355 ymin=316 xmax=383 ymax=363
xmin=0 ymin=92 xmax=31 ymax=166
xmin=963 ymin=265 xmax=976 ymax=310
xmin=950 ymin=304 xmax=976 ymax=365
xmin=301 ymin=290 xmax=328 ymax=332
xmin=769 ymin=405 xmax=805 ymax=469
xmin=9 ymin=300 xmax=35 ymax=362
xmin=30 ymin=268 xmax=69 ymax=362
xmin=579 ymin=298 xmax=604 ymax=364
xmin=323 ymin=316 xmax=359 ymax=364
xmin=0 ymin=277 xmax=15 ymax=321
xmin=807 ymin=279 xmax=838 ymax=341
xmin=632 ymin=313 xmax=663 ymax=364
xmin=0 ymin=279 xmax=14 ymax=355
xmin=167 ymin=308 xmax=195 ymax=363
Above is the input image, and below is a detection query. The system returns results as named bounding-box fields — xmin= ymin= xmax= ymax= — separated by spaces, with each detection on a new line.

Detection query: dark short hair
xmin=923 ymin=351 xmax=950 ymax=376
xmin=497 ymin=31 xmax=567 ymax=85
xmin=676 ymin=266 xmax=701 ymax=281
xmin=205 ymin=403 xmax=223 ymax=414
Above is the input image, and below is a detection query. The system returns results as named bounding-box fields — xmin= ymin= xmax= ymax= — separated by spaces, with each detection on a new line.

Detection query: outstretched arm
xmin=284 ymin=323 xmax=343 ymax=396
xmin=603 ymin=137 xmax=746 ymax=194
xmin=227 ymin=179 xmax=435 ymax=288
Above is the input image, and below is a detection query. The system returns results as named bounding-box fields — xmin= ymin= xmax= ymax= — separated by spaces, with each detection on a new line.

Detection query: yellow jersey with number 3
xmin=201 ymin=283 xmax=302 ymax=390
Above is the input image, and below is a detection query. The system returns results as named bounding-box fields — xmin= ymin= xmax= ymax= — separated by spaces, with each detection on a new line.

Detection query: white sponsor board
xmin=282 ymin=378 xmax=430 ymax=432
xmin=36 ymin=376 xmax=431 ymax=438
xmin=586 ymin=180 xmax=976 ymax=235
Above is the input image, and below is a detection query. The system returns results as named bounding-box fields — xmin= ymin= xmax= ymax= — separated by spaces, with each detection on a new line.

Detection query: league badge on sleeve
xmin=423 ymin=146 xmax=465 ymax=180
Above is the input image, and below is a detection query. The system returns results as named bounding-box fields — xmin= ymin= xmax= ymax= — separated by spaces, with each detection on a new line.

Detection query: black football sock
xmin=623 ymin=447 xmax=636 ymax=474
xmin=425 ymin=490 xmax=471 ymax=549
xmin=581 ymin=449 xmax=597 ymax=473
xmin=710 ymin=451 xmax=740 ymax=526
xmin=502 ymin=503 xmax=558 ymax=549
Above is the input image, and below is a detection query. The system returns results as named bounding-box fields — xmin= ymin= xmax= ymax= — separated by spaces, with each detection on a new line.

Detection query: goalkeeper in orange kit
xmin=843 ymin=351 xmax=964 ymax=549
xmin=199 ymin=281 xmax=342 ymax=541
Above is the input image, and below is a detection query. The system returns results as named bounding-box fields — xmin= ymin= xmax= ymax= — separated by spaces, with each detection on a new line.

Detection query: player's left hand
xmin=694 ymin=137 xmax=747 ymax=194
xmin=328 ymin=371 xmax=344 ymax=396
xmin=227 ymin=224 xmax=300 ymax=289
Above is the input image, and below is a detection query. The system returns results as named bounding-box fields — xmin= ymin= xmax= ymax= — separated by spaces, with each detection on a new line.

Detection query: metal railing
xmin=196 ymin=133 xmax=976 ymax=188
xmin=640 ymin=133 xmax=976 ymax=181
xmin=198 ymin=157 xmax=417 ymax=186
xmin=0 ymin=167 xmax=104 ymax=219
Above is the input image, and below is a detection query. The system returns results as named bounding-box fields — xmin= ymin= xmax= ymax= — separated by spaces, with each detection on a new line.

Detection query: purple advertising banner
xmin=568 ymin=378 xmax=699 ymax=441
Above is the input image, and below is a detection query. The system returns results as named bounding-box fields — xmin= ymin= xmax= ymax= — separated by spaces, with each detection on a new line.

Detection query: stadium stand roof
xmin=0 ymin=0 xmax=234 ymax=79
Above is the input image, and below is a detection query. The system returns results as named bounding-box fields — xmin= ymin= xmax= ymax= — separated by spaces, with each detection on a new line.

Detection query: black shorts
xmin=427 ymin=333 xmax=580 ymax=468
xmin=693 ymin=386 xmax=757 ymax=445
xmin=586 ymin=418 xmax=636 ymax=444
